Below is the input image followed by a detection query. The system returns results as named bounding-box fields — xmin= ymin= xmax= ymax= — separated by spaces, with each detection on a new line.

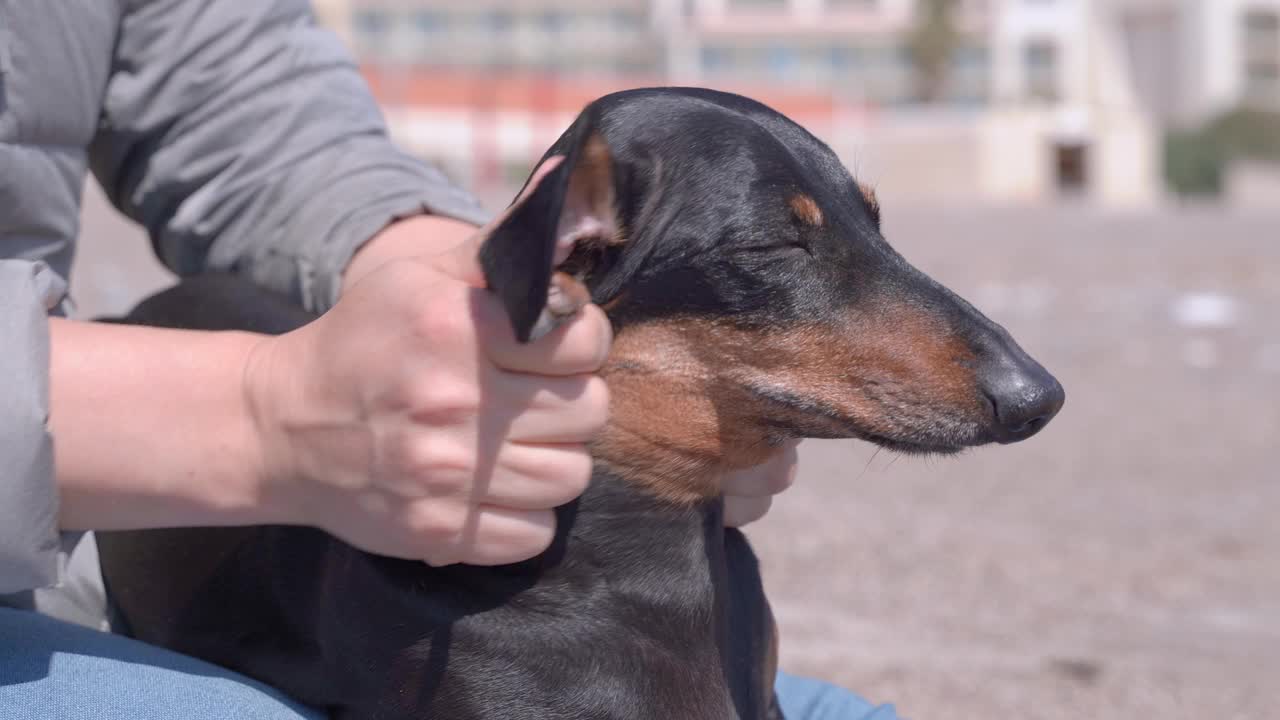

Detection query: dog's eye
xmin=738 ymin=241 xmax=811 ymax=257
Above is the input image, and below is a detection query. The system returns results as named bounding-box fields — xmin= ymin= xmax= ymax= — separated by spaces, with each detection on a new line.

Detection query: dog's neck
xmin=590 ymin=324 xmax=784 ymax=504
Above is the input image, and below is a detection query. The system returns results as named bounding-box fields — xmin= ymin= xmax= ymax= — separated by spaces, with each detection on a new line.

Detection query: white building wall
xmin=989 ymin=0 xmax=1090 ymax=105
xmin=1183 ymin=0 xmax=1280 ymax=121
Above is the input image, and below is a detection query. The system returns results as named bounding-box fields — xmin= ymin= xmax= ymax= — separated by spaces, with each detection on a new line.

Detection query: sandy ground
xmin=72 ymin=184 xmax=1280 ymax=720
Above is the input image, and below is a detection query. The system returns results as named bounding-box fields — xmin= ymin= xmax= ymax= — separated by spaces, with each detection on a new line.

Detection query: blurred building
xmin=323 ymin=0 xmax=661 ymax=75
xmin=323 ymin=0 xmax=1280 ymax=208
xmin=655 ymin=0 xmax=991 ymax=106
xmin=1115 ymin=0 xmax=1280 ymax=126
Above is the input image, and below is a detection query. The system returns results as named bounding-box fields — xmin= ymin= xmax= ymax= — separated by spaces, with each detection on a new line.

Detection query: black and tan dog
xmin=98 ymin=88 xmax=1064 ymax=720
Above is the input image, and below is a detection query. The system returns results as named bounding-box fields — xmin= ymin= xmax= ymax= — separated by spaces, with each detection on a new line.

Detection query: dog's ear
xmin=479 ymin=129 xmax=620 ymax=343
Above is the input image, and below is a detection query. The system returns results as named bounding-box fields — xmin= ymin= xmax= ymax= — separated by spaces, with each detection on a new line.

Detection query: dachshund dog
xmin=98 ymin=87 xmax=1064 ymax=720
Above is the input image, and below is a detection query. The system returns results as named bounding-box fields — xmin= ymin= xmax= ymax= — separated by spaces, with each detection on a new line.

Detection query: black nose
xmin=978 ymin=349 xmax=1065 ymax=444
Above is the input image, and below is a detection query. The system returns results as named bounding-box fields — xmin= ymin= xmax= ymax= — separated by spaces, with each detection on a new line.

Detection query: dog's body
xmin=103 ymin=434 xmax=772 ymax=719
xmin=98 ymin=88 xmax=1062 ymax=720
xmin=102 ymin=283 xmax=775 ymax=718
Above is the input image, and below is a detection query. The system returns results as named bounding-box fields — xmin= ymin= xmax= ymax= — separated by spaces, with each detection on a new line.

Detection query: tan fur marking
xmin=561 ymin=134 xmax=625 ymax=247
xmin=788 ymin=194 xmax=824 ymax=226
xmin=857 ymin=182 xmax=879 ymax=215
xmin=546 ymin=272 xmax=590 ymax=318
xmin=592 ymin=308 xmax=982 ymax=504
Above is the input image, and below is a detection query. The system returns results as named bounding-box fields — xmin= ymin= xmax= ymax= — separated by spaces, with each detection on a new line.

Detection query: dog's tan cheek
xmin=820 ymin=310 xmax=983 ymax=414
xmin=712 ymin=315 xmax=984 ymax=431
xmin=589 ymin=313 xmax=983 ymax=502
xmin=592 ymin=321 xmax=786 ymax=503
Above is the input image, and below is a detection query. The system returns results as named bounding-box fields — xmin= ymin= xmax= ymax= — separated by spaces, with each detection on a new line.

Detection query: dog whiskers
xmin=857 ymin=446 xmax=883 ymax=482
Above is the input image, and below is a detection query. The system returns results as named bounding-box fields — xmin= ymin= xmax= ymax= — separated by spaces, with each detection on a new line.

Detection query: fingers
xmin=452 ymin=505 xmax=557 ymax=566
xmin=472 ymin=442 xmax=593 ymax=509
xmin=722 ymin=440 xmax=800 ymax=498
xmin=723 ymin=495 xmax=773 ymax=528
xmin=489 ymin=372 xmax=610 ymax=443
xmin=408 ymin=503 xmax=558 ymax=567
xmin=721 ymin=440 xmax=800 ymax=528
xmin=356 ymin=438 xmax=588 ymax=565
xmin=478 ymin=292 xmax=613 ymax=375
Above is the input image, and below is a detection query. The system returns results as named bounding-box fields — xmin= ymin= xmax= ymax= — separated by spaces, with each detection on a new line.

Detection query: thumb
xmin=431 ymin=156 xmax=568 ymax=288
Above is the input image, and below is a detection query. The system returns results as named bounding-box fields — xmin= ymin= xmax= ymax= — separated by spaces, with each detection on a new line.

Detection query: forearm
xmin=46 ymin=213 xmax=476 ymax=536
xmin=49 ymin=319 xmax=282 ymax=532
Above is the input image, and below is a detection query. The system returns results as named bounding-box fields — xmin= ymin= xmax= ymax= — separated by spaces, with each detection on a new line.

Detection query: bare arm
xmin=50 ymin=214 xmax=478 ymax=534
xmin=49 ymin=319 xmax=274 ymax=532
xmin=50 ymin=186 xmax=612 ymax=567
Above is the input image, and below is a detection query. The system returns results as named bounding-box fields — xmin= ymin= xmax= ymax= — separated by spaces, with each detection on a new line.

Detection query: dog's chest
xmin=344 ymin=482 xmax=771 ymax=720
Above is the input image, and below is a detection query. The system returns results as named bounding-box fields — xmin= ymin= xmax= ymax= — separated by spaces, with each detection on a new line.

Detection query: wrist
xmin=240 ymin=332 xmax=311 ymax=527
xmin=50 ymin=321 xmax=288 ymax=531
xmin=343 ymin=215 xmax=480 ymax=295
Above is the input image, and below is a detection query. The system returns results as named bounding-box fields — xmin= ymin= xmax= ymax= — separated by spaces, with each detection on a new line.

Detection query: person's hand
xmin=245 ymin=164 xmax=612 ymax=566
xmin=722 ymin=440 xmax=799 ymax=527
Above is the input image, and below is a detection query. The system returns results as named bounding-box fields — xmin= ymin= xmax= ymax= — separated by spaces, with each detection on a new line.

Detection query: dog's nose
xmin=977 ymin=348 xmax=1065 ymax=444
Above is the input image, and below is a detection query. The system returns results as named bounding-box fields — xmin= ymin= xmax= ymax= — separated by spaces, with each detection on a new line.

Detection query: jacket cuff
xmin=309 ymin=169 xmax=492 ymax=312
xmin=241 ymin=153 xmax=492 ymax=315
xmin=0 ymin=261 xmax=65 ymax=593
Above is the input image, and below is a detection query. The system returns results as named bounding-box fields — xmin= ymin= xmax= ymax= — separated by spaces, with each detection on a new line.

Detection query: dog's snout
xmin=976 ymin=338 xmax=1065 ymax=444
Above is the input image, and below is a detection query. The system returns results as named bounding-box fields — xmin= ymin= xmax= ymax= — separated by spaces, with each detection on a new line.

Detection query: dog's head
xmin=481 ymin=88 xmax=1064 ymax=499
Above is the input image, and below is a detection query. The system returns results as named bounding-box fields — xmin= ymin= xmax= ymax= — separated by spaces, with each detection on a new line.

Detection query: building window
xmin=539 ymin=10 xmax=566 ymax=33
xmin=952 ymin=45 xmax=987 ymax=69
xmin=483 ymin=9 xmax=513 ymax=33
xmin=701 ymin=46 xmax=733 ymax=72
xmin=1243 ymin=10 xmax=1280 ymax=106
xmin=414 ymin=10 xmax=447 ymax=34
xmin=829 ymin=44 xmax=863 ymax=72
xmin=729 ymin=0 xmax=788 ymax=10
xmin=611 ymin=8 xmax=643 ymax=32
xmin=949 ymin=45 xmax=990 ymax=104
xmin=1023 ymin=39 xmax=1059 ymax=102
xmin=766 ymin=45 xmax=796 ymax=76
xmin=354 ymin=9 xmax=389 ymax=36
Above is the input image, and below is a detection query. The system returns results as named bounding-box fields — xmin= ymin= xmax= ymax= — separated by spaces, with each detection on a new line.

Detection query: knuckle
xmin=584 ymin=306 xmax=614 ymax=368
xmin=407 ymin=500 xmax=468 ymax=541
xmin=521 ymin=511 xmax=558 ymax=554
xmin=527 ymin=532 xmax=555 ymax=559
xmin=565 ymin=306 xmax=612 ymax=371
xmin=411 ymin=297 xmax=471 ymax=345
xmin=377 ymin=259 xmax=424 ymax=295
xmin=561 ymin=449 xmax=594 ymax=493
xmin=393 ymin=433 xmax=434 ymax=475
xmin=406 ymin=381 xmax=480 ymax=420
xmin=533 ymin=448 xmax=593 ymax=504
xmin=772 ymin=466 xmax=798 ymax=493
xmin=399 ymin=437 xmax=473 ymax=494
xmin=580 ymin=377 xmax=612 ymax=430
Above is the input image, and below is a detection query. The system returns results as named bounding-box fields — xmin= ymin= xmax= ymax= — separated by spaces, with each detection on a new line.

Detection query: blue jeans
xmin=0 ymin=608 xmax=899 ymax=719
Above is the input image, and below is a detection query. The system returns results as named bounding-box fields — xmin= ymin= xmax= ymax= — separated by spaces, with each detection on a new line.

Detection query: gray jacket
xmin=1 ymin=0 xmax=488 ymax=607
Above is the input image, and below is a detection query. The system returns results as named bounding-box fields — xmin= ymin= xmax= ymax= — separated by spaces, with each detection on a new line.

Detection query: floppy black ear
xmin=479 ymin=119 xmax=620 ymax=343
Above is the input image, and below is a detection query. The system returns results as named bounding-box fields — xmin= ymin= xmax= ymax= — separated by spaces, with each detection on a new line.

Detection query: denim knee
xmin=0 ymin=608 xmax=322 ymax=720
xmin=774 ymin=670 xmax=901 ymax=720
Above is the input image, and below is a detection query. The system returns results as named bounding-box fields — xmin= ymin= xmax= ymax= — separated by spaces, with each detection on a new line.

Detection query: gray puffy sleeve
xmin=89 ymin=0 xmax=489 ymax=312
xmin=0 ymin=261 xmax=65 ymax=593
